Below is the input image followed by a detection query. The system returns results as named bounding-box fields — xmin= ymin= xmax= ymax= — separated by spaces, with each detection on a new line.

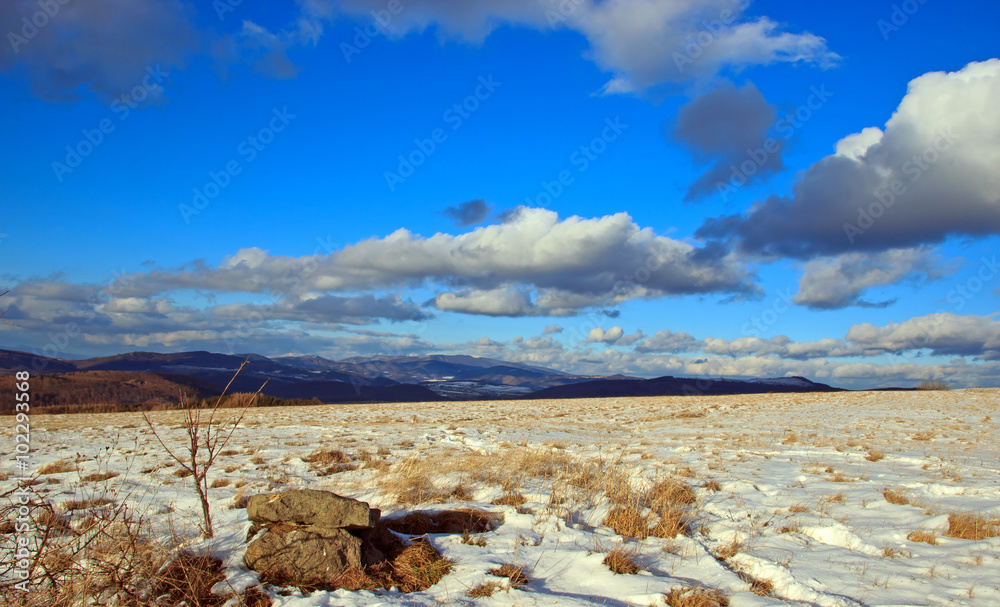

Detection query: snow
xmin=5 ymin=389 xmax=999 ymax=605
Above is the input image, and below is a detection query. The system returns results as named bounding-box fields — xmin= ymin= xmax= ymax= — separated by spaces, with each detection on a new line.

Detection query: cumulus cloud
xmin=252 ymin=0 xmax=834 ymax=93
xmin=120 ymin=208 xmax=758 ymax=314
xmin=542 ymin=324 xmax=564 ymax=335
xmin=0 ymin=0 xmax=196 ymax=102
xmin=794 ymin=247 xmax=953 ymax=309
xmin=434 ymin=287 xmax=535 ymax=316
xmin=587 ymin=326 xmax=625 ymax=344
xmin=698 ymin=59 xmax=1000 ymax=258
xmin=441 ymin=199 xmax=492 ymax=227
xmin=673 ymin=81 xmax=784 ymax=201
xmin=635 ymin=329 xmax=700 ymax=353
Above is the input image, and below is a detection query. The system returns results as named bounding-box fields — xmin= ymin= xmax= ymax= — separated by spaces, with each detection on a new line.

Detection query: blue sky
xmin=2 ymin=0 xmax=999 ymax=388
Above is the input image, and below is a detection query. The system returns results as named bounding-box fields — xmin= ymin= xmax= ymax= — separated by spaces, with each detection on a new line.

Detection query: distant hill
xmin=527 ymin=375 xmax=843 ymax=399
xmin=0 ymin=348 xmax=848 ymax=412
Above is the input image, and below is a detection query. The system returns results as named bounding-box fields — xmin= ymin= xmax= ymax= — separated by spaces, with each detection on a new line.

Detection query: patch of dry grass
xmin=907 ymin=529 xmax=939 ymax=545
xmin=38 ymin=460 xmax=76 ymax=475
xmin=468 ymin=581 xmax=501 ymax=597
xmin=490 ymin=562 xmax=529 ymax=588
xmin=946 ymin=512 xmax=1000 ymax=540
xmin=664 ymin=587 xmax=730 ymax=607
xmin=865 ymin=449 xmax=885 ymax=462
xmin=882 ymin=489 xmax=911 ymax=505
xmin=80 ymin=472 xmax=119 ymax=482
xmin=492 ymin=492 xmax=527 ymax=507
xmin=603 ymin=546 xmax=640 ymax=574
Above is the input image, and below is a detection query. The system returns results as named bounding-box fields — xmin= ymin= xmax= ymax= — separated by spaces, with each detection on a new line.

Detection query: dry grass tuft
xmin=907 ymin=529 xmax=939 ymax=545
xmin=882 ymin=545 xmax=909 ymax=558
xmin=384 ymin=509 xmax=501 ymax=535
xmin=882 ymin=488 xmax=911 ymax=505
xmin=468 ymin=581 xmax=501 ymax=597
xmin=80 ymin=472 xmax=119 ymax=482
xmin=492 ymin=492 xmax=527 ymax=507
xmin=713 ymin=539 xmax=742 ymax=561
xmin=38 ymin=460 xmax=76 ymax=475
xmin=736 ymin=570 xmax=774 ymax=596
xmin=210 ymin=478 xmax=232 ymax=488
xmin=702 ymin=480 xmax=722 ymax=491
xmin=603 ymin=546 xmax=640 ymax=574
xmin=303 ymin=448 xmax=351 ymax=465
xmin=664 ymin=586 xmax=730 ymax=607
xmin=155 ymin=551 xmax=227 ymax=607
xmin=63 ymin=497 xmax=114 ymax=511
xmin=865 ymin=449 xmax=885 ymax=462
xmin=604 ymin=506 xmax=650 ymax=539
xmin=646 ymin=479 xmax=697 ymax=507
xmin=490 ymin=562 xmax=529 ymax=588
xmin=945 ymin=512 xmax=1000 ymax=540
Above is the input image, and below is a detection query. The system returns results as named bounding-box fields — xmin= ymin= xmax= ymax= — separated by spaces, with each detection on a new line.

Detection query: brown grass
xmin=882 ymin=489 xmax=911 ymax=505
xmin=210 ymin=478 xmax=232 ymax=488
xmin=865 ymin=449 xmax=885 ymax=462
xmin=713 ymin=539 xmax=742 ymax=561
xmin=702 ymin=480 xmax=722 ymax=491
xmin=63 ymin=497 xmax=114 ymax=511
xmin=737 ymin=570 xmax=774 ymax=596
xmin=665 ymin=587 xmax=730 ymax=607
xmin=303 ymin=448 xmax=351 ymax=465
xmin=907 ymin=529 xmax=939 ymax=545
xmin=384 ymin=509 xmax=501 ymax=535
xmin=603 ymin=547 xmax=640 ymax=574
xmin=80 ymin=472 xmax=120 ymax=482
xmin=38 ymin=460 xmax=76 ymax=475
xmin=490 ymin=562 xmax=529 ymax=588
xmin=492 ymin=492 xmax=527 ymax=507
xmin=468 ymin=581 xmax=501 ymax=597
xmin=605 ymin=506 xmax=650 ymax=539
xmin=155 ymin=551 xmax=227 ymax=607
xmin=945 ymin=512 xmax=1000 ymax=540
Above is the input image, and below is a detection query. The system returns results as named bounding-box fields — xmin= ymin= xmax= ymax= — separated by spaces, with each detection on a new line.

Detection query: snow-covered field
xmin=6 ymin=389 xmax=1000 ymax=606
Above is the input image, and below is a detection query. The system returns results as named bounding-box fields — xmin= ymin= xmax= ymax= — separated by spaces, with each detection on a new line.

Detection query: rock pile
xmin=244 ymin=489 xmax=395 ymax=588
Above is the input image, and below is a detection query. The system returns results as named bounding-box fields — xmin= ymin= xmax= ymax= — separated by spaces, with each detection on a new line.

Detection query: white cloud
xmin=587 ymin=326 xmax=625 ymax=344
xmin=793 ymin=247 xmax=952 ymax=309
xmin=699 ymin=59 xmax=1000 ymax=257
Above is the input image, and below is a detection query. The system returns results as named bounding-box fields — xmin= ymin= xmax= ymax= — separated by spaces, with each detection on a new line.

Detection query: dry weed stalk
xmin=142 ymin=361 xmax=267 ymax=539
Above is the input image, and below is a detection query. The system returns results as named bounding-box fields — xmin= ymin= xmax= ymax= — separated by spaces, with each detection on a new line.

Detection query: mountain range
xmin=0 ymin=348 xmax=847 ymax=411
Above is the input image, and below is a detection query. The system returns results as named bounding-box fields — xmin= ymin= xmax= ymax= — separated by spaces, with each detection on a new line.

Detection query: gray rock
xmin=245 ymin=525 xmax=363 ymax=588
xmin=246 ymin=489 xmax=379 ymax=529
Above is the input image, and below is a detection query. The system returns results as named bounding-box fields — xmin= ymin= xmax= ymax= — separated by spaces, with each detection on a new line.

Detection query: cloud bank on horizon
xmin=1 ymin=0 xmax=999 ymax=389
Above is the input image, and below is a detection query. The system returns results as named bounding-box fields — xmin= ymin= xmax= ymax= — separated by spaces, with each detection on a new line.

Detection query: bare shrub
xmin=918 ymin=380 xmax=950 ymax=391
xmin=142 ymin=361 xmax=267 ymax=539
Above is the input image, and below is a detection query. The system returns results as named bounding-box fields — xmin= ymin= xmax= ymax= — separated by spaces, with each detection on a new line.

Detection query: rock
xmin=244 ymin=525 xmax=363 ymax=588
xmin=246 ymin=489 xmax=379 ymax=529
